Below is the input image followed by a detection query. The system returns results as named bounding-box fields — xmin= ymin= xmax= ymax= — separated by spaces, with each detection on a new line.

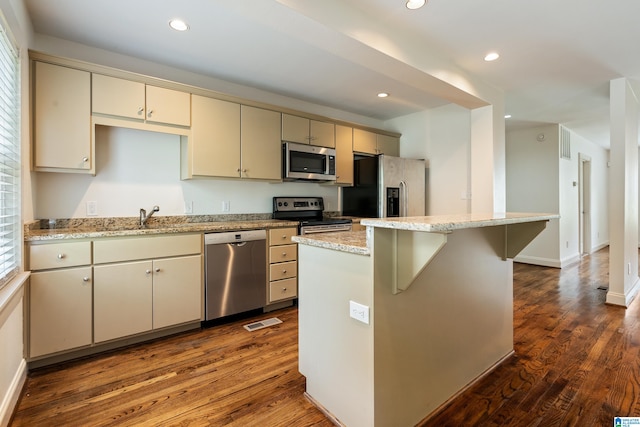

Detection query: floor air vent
xmin=243 ymin=317 xmax=282 ymax=331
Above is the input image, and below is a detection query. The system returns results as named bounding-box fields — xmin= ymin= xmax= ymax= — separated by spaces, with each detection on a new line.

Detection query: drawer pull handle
xmin=82 ymin=277 xmax=90 ymax=282
xmin=282 ymin=252 xmax=287 ymax=256
xmin=282 ymin=287 xmax=287 ymax=292
xmin=282 ymin=269 xmax=287 ymax=274
xmin=57 ymin=254 xmax=65 ymax=259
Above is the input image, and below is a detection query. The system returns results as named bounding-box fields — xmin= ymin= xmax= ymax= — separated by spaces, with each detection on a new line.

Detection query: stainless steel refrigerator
xmin=342 ymin=155 xmax=426 ymax=218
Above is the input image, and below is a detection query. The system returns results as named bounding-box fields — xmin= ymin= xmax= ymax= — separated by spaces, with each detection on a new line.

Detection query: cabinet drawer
xmin=94 ymin=234 xmax=201 ymax=264
xmin=269 ymin=228 xmax=297 ymax=246
xmin=29 ymin=241 xmax=92 ymax=271
xmin=269 ymin=278 xmax=297 ymax=302
xmin=269 ymin=244 xmax=297 ymax=263
xmin=269 ymin=261 xmax=296 ymax=281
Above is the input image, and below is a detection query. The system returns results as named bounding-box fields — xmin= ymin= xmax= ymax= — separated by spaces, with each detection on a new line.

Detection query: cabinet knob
xmin=57 ymin=253 xmax=65 ymax=259
xmin=82 ymin=277 xmax=90 ymax=282
xmin=282 ymin=252 xmax=287 ymax=256
xmin=155 ymin=268 xmax=161 ymax=273
xmin=82 ymin=157 xmax=88 ymax=163
xmin=145 ymin=269 xmax=152 ymax=275
xmin=242 ymin=169 xmax=247 ymax=173
xmin=282 ymin=287 xmax=287 ymax=292
xmin=147 ymin=109 xmax=153 ymax=117
xmin=137 ymin=106 xmax=144 ymax=115
xmin=282 ymin=269 xmax=287 ymax=274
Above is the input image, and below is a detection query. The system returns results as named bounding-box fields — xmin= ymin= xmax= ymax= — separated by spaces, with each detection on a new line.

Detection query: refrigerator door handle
xmin=399 ymin=180 xmax=408 ymax=217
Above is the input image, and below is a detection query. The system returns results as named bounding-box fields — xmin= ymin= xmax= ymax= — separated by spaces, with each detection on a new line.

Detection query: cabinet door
xmin=310 ymin=120 xmax=335 ymax=148
xmin=29 ymin=267 xmax=92 ymax=358
xmin=282 ymin=114 xmax=309 ymax=144
xmin=94 ymin=261 xmax=153 ymax=343
xmin=33 ymin=61 xmax=91 ymax=171
xmin=241 ymin=106 xmax=281 ymax=180
xmin=153 ymin=255 xmax=202 ymax=329
xmin=92 ymin=74 xmax=145 ymax=120
xmin=377 ymin=134 xmax=400 ymax=156
xmin=335 ymin=125 xmax=354 ymax=185
xmin=146 ymin=85 xmax=191 ymax=127
xmin=353 ymin=129 xmax=377 ymax=155
xmin=191 ymin=95 xmax=241 ymax=177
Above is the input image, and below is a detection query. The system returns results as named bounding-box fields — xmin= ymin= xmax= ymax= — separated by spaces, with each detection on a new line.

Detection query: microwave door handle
xmin=399 ymin=181 xmax=407 ymax=217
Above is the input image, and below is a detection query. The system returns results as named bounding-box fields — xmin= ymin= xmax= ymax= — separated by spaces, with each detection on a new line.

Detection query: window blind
xmin=0 ymin=17 xmax=20 ymax=290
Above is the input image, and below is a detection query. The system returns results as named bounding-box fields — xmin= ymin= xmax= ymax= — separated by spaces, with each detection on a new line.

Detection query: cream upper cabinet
xmin=92 ymin=74 xmax=191 ymax=127
xmin=335 ymin=125 xmax=354 ymax=185
xmin=353 ymin=128 xmax=400 ymax=156
xmin=33 ymin=61 xmax=92 ymax=173
xmin=282 ymin=113 xmax=335 ymax=148
xmin=188 ymin=95 xmax=241 ymax=178
xmin=353 ymin=129 xmax=377 ymax=155
xmin=377 ymin=134 xmax=400 ymax=156
xmin=241 ymin=105 xmax=281 ymax=180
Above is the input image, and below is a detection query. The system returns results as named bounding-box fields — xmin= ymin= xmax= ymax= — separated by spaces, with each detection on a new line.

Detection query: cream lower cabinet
xmin=28 ymin=240 xmax=93 ymax=358
xmin=93 ymin=234 xmax=202 ymax=343
xmin=268 ymin=228 xmax=298 ymax=303
xmin=30 ymin=267 xmax=93 ymax=358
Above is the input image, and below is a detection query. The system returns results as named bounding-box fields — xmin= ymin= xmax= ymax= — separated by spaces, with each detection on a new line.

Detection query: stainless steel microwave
xmin=283 ymin=142 xmax=336 ymax=181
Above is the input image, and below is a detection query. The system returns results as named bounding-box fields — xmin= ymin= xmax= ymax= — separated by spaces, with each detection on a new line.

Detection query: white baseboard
xmin=0 ymin=358 xmax=26 ymax=427
xmin=513 ymin=255 xmax=561 ymax=268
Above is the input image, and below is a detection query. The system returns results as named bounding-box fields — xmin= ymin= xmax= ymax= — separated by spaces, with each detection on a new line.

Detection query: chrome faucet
xmin=140 ymin=205 xmax=160 ymax=227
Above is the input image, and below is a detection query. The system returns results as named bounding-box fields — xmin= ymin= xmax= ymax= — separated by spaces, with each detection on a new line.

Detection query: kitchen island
xmin=293 ymin=212 xmax=557 ymax=427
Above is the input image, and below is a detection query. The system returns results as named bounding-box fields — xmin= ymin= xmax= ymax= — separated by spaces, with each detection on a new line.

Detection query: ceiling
xmin=23 ymin=0 xmax=640 ymax=148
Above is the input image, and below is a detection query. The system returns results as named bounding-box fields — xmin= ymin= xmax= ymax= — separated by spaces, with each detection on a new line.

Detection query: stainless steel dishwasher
xmin=204 ymin=230 xmax=267 ymax=321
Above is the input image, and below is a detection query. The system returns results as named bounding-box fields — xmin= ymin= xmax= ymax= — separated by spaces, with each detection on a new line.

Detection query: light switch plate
xmin=349 ymin=300 xmax=370 ymax=324
xmin=86 ymin=201 xmax=98 ymax=216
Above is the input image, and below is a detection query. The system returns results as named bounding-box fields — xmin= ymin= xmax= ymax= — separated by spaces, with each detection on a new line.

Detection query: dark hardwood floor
xmin=10 ymin=247 xmax=640 ymax=426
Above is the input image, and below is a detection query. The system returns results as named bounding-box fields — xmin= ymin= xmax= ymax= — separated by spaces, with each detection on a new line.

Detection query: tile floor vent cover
xmin=243 ymin=317 xmax=282 ymax=331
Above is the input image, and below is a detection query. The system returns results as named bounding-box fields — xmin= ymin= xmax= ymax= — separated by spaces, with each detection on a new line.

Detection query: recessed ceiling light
xmin=505 ymin=114 xmax=512 ymax=119
xmin=484 ymin=52 xmax=500 ymax=62
xmin=377 ymin=92 xmax=389 ymax=98
xmin=406 ymin=0 xmax=426 ymax=10
xmin=169 ymin=19 xmax=189 ymax=32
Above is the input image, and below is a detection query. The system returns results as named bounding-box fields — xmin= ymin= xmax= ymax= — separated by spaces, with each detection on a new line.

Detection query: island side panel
xmin=372 ymin=226 xmax=514 ymax=426
xmin=298 ymin=244 xmax=375 ymax=427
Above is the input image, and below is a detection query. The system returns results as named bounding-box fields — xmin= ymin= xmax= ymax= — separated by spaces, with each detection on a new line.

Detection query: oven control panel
xmin=273 ymin=197 xmax=324 ymax=212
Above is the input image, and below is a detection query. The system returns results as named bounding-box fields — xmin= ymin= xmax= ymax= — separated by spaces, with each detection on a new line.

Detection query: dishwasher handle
xmin=230 ymin=242 xmax=248 ymax=247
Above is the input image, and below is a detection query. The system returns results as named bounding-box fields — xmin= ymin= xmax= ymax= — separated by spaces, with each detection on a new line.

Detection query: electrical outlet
xmin=222 ymin=200 xmax=230 ymax=212
xmin=86 ymin=201 xmax=98 ymax=216
xmin=349 ymin=300 xmax=370 ymax=324
xmin=184 ymin=201 xmax=193 ymax=214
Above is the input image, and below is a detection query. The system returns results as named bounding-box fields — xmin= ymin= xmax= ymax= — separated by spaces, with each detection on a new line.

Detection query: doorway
xmin=578 ymin=153 xmax=592 ymax=256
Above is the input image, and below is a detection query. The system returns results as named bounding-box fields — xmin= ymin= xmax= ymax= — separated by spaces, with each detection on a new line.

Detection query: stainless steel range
xmin=272 ymin=196 xmax=352 ymax=235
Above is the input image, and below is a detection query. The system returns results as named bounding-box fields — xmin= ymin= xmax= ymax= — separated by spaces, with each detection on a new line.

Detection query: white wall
xmin=387 ymin=104 xmax=472 ymax=215
xmin=0 ymin=0 xmax=31 ymax=424
xmin=506 ymin=125 xmax=561 ymax=266
xmin=35 ymin=126 xmax=340 ymax=219
xmin=506 ymin=124 xmax=610 ymax=267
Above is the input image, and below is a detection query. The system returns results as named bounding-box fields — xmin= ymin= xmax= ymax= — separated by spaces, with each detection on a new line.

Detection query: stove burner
xmin=273 ymin=196 xmax=352 ymax=234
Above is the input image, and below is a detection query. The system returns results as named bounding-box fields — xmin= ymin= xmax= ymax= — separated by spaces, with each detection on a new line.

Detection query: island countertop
xmin=360 ymin=212 xmax=558 ymax=232
xmin=293 ymin=212 xmax=558 ymax=256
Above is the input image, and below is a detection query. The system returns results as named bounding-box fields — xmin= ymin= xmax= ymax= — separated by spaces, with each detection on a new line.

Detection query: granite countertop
xmin=360 ymin=212 xmax=559 ymax=232
xmin=292 ymin=231 xmax=369 ymax=256
xmin=24 ymin=215 xmax=299 ymax=242
xmin=293 ymin=212 xmax=559 ymax=255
